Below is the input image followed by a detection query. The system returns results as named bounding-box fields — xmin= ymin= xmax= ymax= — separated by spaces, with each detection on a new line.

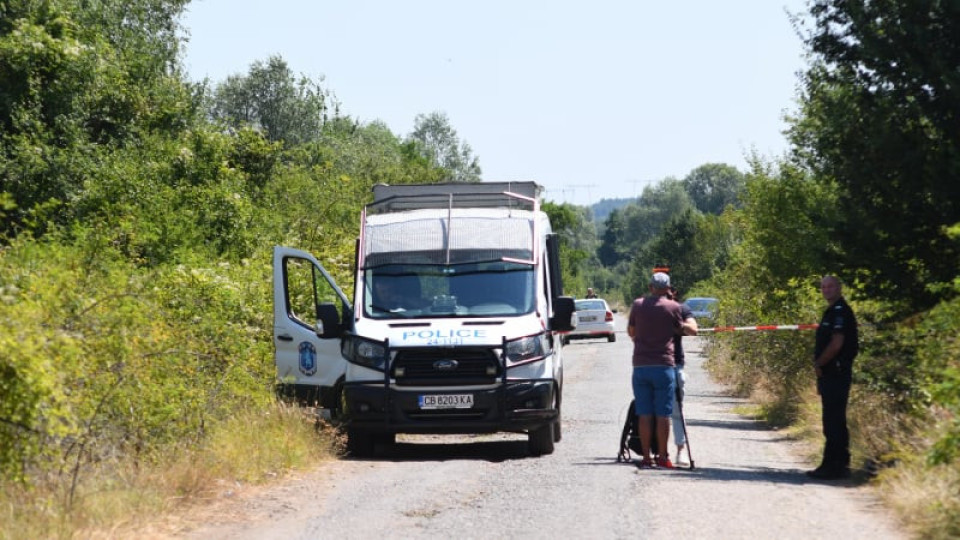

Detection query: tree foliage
xmin=789 ymin=0 xmax=960 ymax=309
xmin=543 ymin=201 xmax=592 ymax=295
xmin=700 ymin=10 xmax=960 ymax=522
xmin=640 ymin=209 xmax=735 ymax=295
xmin=0 ymin=0 xmax=193 ymax=237
xmin=407 ymin=111 xmax=481 ymax=183
xmin=592 ymin=167 xmax=748 ymax=302
xmin=0 ymin=0 xmax=466 ymax=485
xmin=208 ymin=55 xmax=333 ymax=147
xmin=596 ymin=179 xmax=697 ymax=268
xmin=738 ymin=162 xmax=842 ymax=291
xmin=596 ymin=206 xmax=627 ymax=267
xmin=681 ymin=162 xmax=746 ymax=214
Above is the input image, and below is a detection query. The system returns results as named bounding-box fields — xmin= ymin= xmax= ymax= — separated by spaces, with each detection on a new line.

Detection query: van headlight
xmin=341 ymin=334 xmax=387 ymax=371
xmin=505 ymin=333 xmax=550 ymax=366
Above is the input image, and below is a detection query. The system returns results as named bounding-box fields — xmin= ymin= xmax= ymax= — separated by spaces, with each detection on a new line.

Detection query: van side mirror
xmin=550 ymin=296 xmax=577 ymax=332
xmin=315 ymin=302 xmax=343 ymax=339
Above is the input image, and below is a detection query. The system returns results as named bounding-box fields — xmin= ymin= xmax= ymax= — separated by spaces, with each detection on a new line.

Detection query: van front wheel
xmin=553 ymin=396 xmax=562 ymax=443
xmin=345 ymin=428 xmax=375 ymax=458
xmin=528 ymin=423 xmax=555 ymax=456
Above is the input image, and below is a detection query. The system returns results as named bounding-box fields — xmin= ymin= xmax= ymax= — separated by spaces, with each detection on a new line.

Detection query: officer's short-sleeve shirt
xmin=815 ymin=297 xmax=859 ymax=368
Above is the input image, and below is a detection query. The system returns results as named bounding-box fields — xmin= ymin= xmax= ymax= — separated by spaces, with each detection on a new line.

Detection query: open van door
xmin=272 ymin=246 xmax=352 ymax=412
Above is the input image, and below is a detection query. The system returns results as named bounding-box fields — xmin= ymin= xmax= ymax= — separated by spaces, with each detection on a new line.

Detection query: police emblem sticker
xmin=298 ymin=341 xmax=318 ymax=376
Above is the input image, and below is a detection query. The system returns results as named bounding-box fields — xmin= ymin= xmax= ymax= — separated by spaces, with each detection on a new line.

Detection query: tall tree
xmin=681 ymin=163 xmax=746 ymax=215
xmin=597 ymin=207 xmax=628 ymax=266
xmin=789 ymin=0 xmax=960 ymax=309
xmin=209 ymin=55 xmax=332 ymax=147
xmin=407 ymin=111 xmax=481 ymax=183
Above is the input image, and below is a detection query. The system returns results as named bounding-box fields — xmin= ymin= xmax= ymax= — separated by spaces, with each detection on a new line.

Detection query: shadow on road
xmin=344 ymin=438 xmax=535 ymax=463
xmin=673 ymin=465 xmax=873 ymax=488
xmin=573 ymin=457 xmax=871 ymax=488
xmin=685 ymin=418 xmax=775 ymax=431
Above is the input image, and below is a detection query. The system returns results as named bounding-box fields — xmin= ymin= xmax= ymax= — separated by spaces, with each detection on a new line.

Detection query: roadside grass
xmin=702 ymin=342 xmax=754 ymax=398
xmin=878 ymin=457 xmax=960 ymax=540
xmin=705 ymin=341 xmax=960 ymax=539
xmin=847 ymin=387 xmax=927 ymax=468
xmin=0 ymin=403 xmax=339 ymax=540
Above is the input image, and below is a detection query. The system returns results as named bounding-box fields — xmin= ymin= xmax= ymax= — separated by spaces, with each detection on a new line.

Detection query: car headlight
xmin=341 ymin=334 xmax=387 ymax=371
xmin=505 ymin=333 xmax=550 ymax=366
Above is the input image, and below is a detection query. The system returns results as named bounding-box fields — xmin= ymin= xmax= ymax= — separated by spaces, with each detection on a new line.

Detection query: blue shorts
xmin=632 ymin=366 xmax=676 ymax=417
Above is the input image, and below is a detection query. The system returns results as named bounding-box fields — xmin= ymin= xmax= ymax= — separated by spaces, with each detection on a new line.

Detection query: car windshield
xmin=685 ymin=298 xmax=718 ymax=313
xmin=575 ymin=300 xmax=606 ymax=311
xmin=364 ymin=261 xmax=535 ymax=319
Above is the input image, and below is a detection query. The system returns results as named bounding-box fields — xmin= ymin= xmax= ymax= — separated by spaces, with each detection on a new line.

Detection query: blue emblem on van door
xmin=299 ymin=341 xmax=317 ymax=376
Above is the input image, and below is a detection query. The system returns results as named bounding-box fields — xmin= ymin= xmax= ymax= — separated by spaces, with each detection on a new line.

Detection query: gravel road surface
xmin=175 ymin=315 xmax=905 ymax=540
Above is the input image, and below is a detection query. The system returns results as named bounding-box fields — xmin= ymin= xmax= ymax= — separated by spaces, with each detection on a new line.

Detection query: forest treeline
xmin=1 ymin=1 xmax=958 ymax=538
xmin=0 ymin=0 xmax=468 ymax=497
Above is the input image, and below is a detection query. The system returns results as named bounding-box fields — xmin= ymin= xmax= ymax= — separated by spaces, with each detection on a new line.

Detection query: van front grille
xmin=392 ymin=347 xmax=500 ymax=386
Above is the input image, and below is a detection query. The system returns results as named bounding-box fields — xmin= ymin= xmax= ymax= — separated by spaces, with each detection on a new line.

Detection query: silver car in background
xmin=683 ymin=297 xmax=718 ymax=325
xmin=563 ymin=298 xmax=616 ymax=344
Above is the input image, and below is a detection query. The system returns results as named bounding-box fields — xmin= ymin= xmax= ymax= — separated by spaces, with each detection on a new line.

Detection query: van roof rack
xmin=369 ymin=182 xmax=541 ymax=213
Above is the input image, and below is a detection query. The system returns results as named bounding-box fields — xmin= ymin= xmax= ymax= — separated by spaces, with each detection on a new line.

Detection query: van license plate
xmin=419 ymin=394 xmax=473 ymax=409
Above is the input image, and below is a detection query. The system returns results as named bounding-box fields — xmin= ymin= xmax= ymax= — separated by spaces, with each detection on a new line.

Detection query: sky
xmin=179 ymin=1 xmax=811 ymax=207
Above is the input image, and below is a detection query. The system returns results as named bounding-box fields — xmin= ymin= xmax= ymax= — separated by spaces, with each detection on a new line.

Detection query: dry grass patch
xmin=878 ymin=458 xmax=960 ymax=540
xmin=847 ymin=386 xmax=926 ymax=467
xmin=1 ymin=403 xmax=338 ymax=540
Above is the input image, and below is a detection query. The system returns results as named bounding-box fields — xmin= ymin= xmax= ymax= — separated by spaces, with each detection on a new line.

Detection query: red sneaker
xmin=657 ymin=456 xmax=675 ymax=469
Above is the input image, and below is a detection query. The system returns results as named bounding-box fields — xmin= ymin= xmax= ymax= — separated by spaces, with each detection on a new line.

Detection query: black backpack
xmin=617 ymin=399 xmax=658 ymax=463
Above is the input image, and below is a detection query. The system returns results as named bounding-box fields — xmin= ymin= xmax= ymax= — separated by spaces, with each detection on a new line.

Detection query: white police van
xmin=272 ymin=182 xmax=576 ymax=456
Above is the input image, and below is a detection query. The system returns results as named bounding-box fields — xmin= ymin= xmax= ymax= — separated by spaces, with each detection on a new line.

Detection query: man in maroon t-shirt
xmin=627 ymin=272 xmax=696 ymax=468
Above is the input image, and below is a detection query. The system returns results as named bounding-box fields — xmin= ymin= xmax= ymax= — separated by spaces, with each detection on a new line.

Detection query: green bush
xmin=0 ymin=235 xmax=274 ymax=481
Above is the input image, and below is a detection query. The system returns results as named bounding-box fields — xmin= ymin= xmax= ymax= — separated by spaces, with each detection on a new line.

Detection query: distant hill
xmin=590 ymin=197 xmax=636 ymax=223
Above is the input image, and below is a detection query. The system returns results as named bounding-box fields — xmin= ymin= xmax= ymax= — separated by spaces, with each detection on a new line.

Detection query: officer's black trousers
xmin=817 ymin=372 xmax=852 ymax=470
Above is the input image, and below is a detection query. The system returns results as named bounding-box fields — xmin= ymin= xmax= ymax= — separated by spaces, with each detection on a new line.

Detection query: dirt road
xmin=174 ymin=316 xmax=905 ymax=539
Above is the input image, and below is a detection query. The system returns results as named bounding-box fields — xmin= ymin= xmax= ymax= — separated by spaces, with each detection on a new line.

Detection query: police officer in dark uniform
xmin=807 ymin=275 xmax=859 ymax=480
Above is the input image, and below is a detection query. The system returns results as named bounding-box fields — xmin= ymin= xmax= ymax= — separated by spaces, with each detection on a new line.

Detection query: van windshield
xmin=364 ymin=261 xmax=535 ymax=319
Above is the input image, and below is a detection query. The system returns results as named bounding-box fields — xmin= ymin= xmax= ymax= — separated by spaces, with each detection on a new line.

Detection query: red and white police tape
xmin=611 ymin=324 xmax=818 ymax=335
xmin=698 ymin=324 xmax=818 ymax=333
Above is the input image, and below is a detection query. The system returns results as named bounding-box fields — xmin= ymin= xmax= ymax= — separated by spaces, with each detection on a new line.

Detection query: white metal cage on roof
xmin=359 ymin=183 xmax=543 ymax=268
xmin=369 ymin=181 xmax=541 ymax=212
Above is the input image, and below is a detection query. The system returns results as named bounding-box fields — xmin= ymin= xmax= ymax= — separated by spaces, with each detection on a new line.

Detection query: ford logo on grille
xmin=433 ymin=359 xmax=459 ymax=371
